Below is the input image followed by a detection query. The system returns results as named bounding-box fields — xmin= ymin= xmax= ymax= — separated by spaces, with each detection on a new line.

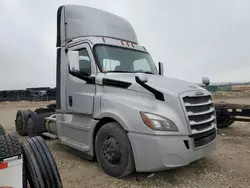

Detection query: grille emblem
xmin=189 ymin=85 xmax=197 ymax=89
xmin=195 ymin=91 xmax=204 ymax=96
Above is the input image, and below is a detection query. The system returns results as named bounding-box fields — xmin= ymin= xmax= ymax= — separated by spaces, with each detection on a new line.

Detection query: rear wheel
xmin=15 ymin=110 xmax=30 ymax=136
xmin=0 ymin=124 xmax=5 ymax=136
xmin=95 ymin=122 xmax=135 ymax=178
xmin=28 ymin=117 xmax=39 ymax=137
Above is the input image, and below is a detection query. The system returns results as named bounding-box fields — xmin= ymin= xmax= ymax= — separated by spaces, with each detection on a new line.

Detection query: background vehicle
xmin=201 ymin=80 xmax=250 ymax=128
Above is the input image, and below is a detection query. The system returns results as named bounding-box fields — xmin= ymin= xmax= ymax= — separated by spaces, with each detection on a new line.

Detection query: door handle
xmin=69 ymin=96 xmax=73 ymax=107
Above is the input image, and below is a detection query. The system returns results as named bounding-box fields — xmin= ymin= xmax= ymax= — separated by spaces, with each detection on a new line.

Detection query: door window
xmin=69 ymin=48 xmax=91 ymax=76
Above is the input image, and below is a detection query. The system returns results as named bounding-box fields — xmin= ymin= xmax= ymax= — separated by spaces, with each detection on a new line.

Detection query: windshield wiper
xmin=105 ymin=70 xmax=135 ymax=73
xmin=106 ymin=70 xmax=155 ymax=74
xmin=134 ymin=71 xmax=154 ymax=74
xmin=141 ymin=71 xmax=154 ymax=74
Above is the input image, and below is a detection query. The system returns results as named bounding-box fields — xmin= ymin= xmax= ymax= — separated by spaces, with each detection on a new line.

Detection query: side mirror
xmin=67 ymin=51 xmax=79 ymax=71
xmin=202 ymin=77 xmax=210 ymax=86
xmin=158 ymin=62 xmax=164 ymax=75
xmin=136 ymin=73 xmax=148 ymax=83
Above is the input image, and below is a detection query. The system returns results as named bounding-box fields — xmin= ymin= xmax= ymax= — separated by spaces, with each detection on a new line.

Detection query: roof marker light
xmin=126 ymin=41 xmax=130 ymax=47
xmin=102 ymin=37 xmax=105 ymax=43
xmin=121 ymin=40 xmax=124 ymax=46
xmin=131 ymin=43 xmax=134 ymax=48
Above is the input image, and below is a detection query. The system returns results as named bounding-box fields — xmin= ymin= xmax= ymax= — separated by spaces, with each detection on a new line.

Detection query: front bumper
xmin=128 ymin=130 xmax=216 ymax=172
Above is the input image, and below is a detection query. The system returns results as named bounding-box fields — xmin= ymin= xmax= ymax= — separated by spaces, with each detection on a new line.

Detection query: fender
xmin=100 ymin=111 xmax=129 ymax=131
xmin=89 ymin=111 xmax=130 ymax=156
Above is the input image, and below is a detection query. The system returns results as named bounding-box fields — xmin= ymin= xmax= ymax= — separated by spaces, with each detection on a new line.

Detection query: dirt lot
xmin=1 ymin=99 xmax=250 ymax=188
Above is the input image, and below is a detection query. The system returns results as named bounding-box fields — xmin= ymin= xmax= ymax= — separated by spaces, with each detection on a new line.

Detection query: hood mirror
xmin=158 ymin=62 xmax=164 ymax=75
xmin=202 ymin=77 xmax=210 ymax=86
xmin=136 ymin=73 xmax=148 ymax=83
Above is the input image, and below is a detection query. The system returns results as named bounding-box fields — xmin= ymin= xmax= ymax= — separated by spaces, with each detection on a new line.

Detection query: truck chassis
xmin=14 ymin=101 xmax=250 ymax=139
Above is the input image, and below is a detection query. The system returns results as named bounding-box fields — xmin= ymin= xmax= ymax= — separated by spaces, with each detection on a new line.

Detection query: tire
xmin=95 ymin=122 xmax=135 ymax=178
xmin=0 ymin=124 xmax=5 ymax=135
xmin=22 ymin=140 xmax=45 ymax=188
xmin=28 ymin=111 xmax=51 ymax=137
xmin=15 ymin=110 xmax=30 ymax=136
xmin=28 ymin=111 xmax=39 ymax=137
xmin=22 ymin=136 xmax=62 ymax=188
xmin=0 ymin=135 xmax=22 ymax=159
xmin=0 ymin=135 xmax=27 ymax=187
xmin=217 ymin=117 xmax=235 ymax=128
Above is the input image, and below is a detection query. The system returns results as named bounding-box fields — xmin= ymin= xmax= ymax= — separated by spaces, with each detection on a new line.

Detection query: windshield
xmin=94 ymin=45 xmax=159 ymax=74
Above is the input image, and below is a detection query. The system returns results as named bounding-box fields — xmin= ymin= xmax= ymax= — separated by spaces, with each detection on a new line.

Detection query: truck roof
xmin=57 ymin=5 xmax=138 ymax=47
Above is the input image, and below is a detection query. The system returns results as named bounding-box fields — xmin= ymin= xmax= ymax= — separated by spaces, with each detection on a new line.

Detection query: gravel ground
xmin=0 ymin=100 xmax=250 ymax=188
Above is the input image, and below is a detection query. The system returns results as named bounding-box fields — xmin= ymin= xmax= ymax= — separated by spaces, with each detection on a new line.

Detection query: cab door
xmin=66 ymin=43 xmax=96 ymax=114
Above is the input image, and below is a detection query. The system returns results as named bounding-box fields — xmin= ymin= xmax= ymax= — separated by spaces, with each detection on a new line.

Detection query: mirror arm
xmin=135 ymin=76 xmax=164 ymax=101
xmin=158 ymin=62 xmax=164 ymax=75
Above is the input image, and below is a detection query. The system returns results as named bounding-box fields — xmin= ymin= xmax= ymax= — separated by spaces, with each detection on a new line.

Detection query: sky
xmin=0 ymin=0 xmax=250 ymax=90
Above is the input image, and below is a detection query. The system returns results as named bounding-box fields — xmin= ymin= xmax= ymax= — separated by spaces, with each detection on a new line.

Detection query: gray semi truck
xmin=16 ymin=4 xmax=217 ymax=178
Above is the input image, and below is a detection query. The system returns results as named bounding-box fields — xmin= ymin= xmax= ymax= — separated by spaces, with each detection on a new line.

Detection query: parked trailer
xmin=201 ymin=79 xmax=250 ymax=128
xmin=215 ymin=102 xmax=250 ymax=128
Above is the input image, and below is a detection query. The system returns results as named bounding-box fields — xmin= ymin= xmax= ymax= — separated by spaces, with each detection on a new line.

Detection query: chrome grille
xmin=188 ymin=112 xmax=214 ymax=122
xmin=182 ymin=94 xmax=215 ymax=133
xmin=190 ymin=128 xmax=216 ymax=147
xmin=183 ymin=96 xmax=211 ymax=104
xmin=186 ymin=104 xmax=213 ymax=113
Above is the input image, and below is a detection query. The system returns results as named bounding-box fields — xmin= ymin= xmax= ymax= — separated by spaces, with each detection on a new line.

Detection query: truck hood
xmin=103 ymin=73 xmax=205 ymax=96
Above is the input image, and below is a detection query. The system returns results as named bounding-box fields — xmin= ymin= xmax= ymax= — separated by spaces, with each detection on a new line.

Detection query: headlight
xmin=140 ymin=112 xmax=178 ymax=132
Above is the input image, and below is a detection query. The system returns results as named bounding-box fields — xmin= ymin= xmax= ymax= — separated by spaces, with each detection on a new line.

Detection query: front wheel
xmin=95 ymin=122 xmax=135 ymax=178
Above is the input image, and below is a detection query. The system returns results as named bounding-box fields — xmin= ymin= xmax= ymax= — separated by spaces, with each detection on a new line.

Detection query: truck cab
xmin=56 ymin=5 xmax=217 ymax=177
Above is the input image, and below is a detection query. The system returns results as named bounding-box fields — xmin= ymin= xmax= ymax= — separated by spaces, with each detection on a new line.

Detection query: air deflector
xmin=56 ymin=5 xmax=138 ymax=47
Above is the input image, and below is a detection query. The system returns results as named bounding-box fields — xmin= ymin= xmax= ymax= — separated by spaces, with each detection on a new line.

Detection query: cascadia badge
xmin=195 ymin=91 xmax=204 ymax=96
